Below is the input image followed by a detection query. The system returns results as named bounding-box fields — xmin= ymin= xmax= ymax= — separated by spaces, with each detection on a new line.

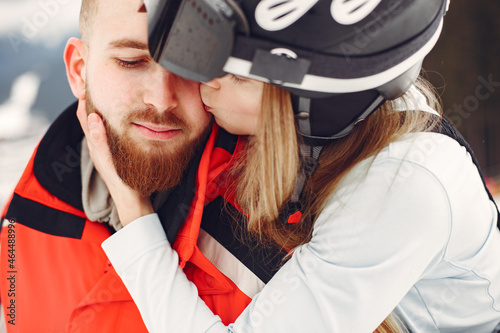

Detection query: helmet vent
xmin=330 ymin=0 xmax=382 ymax=25
xmin=255 ymin=0 xmax=319 ymax=31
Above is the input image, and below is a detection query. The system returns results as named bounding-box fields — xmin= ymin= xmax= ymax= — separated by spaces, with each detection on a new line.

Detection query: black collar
xmin=34 ymin=101 xmax=85 ymax=211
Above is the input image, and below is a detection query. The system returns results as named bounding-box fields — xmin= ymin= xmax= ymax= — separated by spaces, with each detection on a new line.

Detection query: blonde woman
xmin=80 ymin=0 xmax=500 ymax=332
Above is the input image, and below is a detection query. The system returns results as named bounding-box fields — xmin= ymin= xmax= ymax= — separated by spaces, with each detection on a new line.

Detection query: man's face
xmin=83 ymin=0 xmax=212 ymax=195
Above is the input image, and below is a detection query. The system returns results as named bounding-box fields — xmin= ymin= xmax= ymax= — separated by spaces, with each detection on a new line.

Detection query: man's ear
xmin=64 ymin=37 xmax=87 ymax=100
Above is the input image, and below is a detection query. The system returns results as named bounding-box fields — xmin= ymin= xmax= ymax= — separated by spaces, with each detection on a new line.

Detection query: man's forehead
xmin=94 ymin=0 xmax=148 ymax=44
xmin=98 ymin=0 xmax=143 ymax=15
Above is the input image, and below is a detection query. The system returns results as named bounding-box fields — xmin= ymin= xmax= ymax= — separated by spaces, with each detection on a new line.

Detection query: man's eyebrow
xmin=107 ymin=39 xmax=149 ymax=51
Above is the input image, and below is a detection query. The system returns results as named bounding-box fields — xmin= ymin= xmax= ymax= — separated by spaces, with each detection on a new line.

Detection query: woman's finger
xmin=75 ymin=99 xmax=114 ymax=177
xmin=76 ymin=99 xmax=89 ymax=137
xmin=87 ymin=113 xmax=107 ymax=147
xmin=85 ymin=112 xmax=116 ymax=177
xmin=76 ymin=99 xmax=110 ymax=160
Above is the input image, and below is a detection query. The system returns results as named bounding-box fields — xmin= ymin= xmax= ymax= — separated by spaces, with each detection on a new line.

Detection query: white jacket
xmin=103 ymin=130 xmax=500 ymax=333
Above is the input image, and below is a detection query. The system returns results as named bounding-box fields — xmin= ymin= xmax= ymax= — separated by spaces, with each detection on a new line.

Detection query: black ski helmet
xmin=142 ymin=0 xmax=449 ymax=223
xmin=143 ymin=0 xmax=448 ymax=139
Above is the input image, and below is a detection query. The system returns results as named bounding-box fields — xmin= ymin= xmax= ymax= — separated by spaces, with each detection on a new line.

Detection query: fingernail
xmin=88 ymin=114 xmax=99 ymax=128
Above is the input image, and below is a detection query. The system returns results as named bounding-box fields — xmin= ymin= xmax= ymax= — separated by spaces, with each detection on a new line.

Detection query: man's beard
xmin=85 ymin=92 xmax=210 ymax=197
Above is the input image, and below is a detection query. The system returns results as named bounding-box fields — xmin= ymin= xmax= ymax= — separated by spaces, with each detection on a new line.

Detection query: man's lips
xmin=132 ymin=122 xmax=181 ymax=140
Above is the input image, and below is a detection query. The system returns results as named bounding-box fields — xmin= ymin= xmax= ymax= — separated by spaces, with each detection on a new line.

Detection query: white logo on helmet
xmin=331 ymin=0 xmax=382 ymax=25
xmin=255 ymin=0 xmax=319 ymax=31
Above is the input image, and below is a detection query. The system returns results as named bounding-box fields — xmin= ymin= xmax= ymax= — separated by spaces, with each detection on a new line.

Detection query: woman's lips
xmin=132 ymin=123 xmax=181 ymax=140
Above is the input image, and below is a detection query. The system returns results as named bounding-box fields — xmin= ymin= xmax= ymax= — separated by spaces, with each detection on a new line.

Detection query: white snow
xmin=0 ymin=0 xmax=81 ymax=48
xmin=0 ymin=71 xmax=45 ymax=140
xmin=0 ymin=71 xmax=50 ymax=210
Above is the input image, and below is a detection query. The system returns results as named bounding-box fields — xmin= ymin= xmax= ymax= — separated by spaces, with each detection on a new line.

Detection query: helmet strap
xmin=280 ymin=96 xmax=323 ymax=224
xmin=281 ymin=94 xmax=385 ymax=224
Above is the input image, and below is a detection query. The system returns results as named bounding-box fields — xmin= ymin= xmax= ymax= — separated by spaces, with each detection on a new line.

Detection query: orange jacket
xmin=0 ymin=103 xmax=284 ymax=332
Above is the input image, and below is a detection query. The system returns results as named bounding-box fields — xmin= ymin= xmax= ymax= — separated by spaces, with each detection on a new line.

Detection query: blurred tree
xmin=423 ymin=0 xmax=500 ymax=178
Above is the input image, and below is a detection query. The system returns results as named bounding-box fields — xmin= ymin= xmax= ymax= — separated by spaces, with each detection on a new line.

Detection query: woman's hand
xmin=76 ymin=99 xmax=153 ymax=226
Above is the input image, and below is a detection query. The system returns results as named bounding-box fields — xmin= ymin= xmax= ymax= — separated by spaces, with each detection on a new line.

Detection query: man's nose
xmin=143 ymin=65 xmax=179 ymax=112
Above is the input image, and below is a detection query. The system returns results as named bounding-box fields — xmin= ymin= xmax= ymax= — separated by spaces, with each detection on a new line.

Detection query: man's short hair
xmin=80 ymin=0 xmax=98 ymax=43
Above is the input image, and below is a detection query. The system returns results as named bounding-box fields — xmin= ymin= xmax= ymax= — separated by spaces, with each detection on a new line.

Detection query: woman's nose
xmin=202 ymin=78 xmax=221 ymax=89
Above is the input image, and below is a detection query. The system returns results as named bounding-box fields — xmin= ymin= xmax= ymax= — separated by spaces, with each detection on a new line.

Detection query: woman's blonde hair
xmin=231 ymin=83 xmax=301 ymax=246
xmin=376 ymin=313 xmax=410 ymax=333
xmin=234 ymin=75 xmax=441 ymax=250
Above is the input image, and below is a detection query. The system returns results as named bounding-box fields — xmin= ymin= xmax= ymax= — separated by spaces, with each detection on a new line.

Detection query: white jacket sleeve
xmin=102 ymin=148 xmax=455 ymax=333
xmin=102 ymin=214 xmax=228 ymax=332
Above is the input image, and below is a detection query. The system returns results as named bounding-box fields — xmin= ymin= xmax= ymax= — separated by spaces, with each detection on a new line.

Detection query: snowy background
xmin=0 ymin=0 xmax=81 ymax=209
